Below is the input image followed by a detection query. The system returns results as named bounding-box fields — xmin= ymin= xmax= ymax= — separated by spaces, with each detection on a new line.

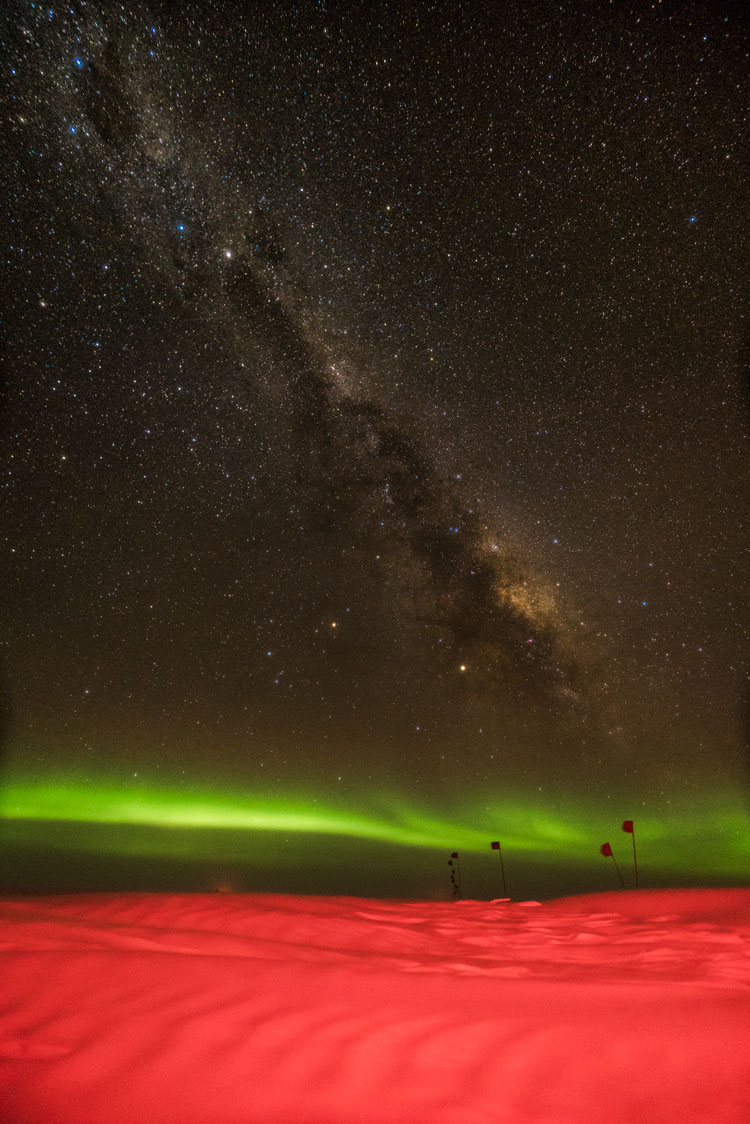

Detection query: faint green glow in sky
xmin=2 ymin=772 xmax=749 ymax=878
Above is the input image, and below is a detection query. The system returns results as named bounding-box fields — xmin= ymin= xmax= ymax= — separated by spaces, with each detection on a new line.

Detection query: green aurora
xmin=2 ymin=771 xmax=748 ymax=895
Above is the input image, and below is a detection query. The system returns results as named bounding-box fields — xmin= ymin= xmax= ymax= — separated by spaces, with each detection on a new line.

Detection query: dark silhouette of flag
xmin=490 ymin=841 xmax=508 ymax=896
xmin=600 ymin=841 xmax=625 ymax=888
xmin=451 ymin=851 xmax=458 ymax=858
xmin=621 ymin=820 xmax=639 ymax=886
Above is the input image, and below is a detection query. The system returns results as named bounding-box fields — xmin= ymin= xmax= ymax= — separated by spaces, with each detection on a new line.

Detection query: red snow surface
xmin=1 ymin=888 xmax=749 ymax=1124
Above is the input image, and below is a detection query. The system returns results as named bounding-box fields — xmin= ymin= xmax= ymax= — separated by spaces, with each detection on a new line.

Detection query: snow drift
xmin=1 ymin=889 xmax=749 ymax=1123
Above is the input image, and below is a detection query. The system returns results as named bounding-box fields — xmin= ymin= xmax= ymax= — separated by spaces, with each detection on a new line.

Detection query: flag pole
xmin=600 ymin=843 xmax=625 ymax=889
xmin=448 ymin=859 xmax=458 ymax=897
xmin=490 ymin=841 xmax=508 ymax=898
xmin=451 ymin=852 xmax=462 ymax=897
xmin=622 ymin=820 xmax=638 ymax=888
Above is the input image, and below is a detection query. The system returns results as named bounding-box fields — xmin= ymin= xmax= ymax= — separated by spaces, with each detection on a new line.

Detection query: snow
xmin=1 ymin=889 xmax=748 ymax=1123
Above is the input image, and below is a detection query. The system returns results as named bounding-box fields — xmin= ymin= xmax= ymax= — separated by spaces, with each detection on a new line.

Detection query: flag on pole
xmin=600 ymin=841 xmax=625 ymax=888
xmin=451 ymin=852 xmax=458 ymax=858
xmin=621 ymin=821 xmax=638 ymax=886
xmin=490 ymin=841 xmax=508 ymax=897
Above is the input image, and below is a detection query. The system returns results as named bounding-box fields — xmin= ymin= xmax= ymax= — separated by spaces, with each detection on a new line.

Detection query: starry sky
xmin=1 ymin=0 xmax=748 ymax=897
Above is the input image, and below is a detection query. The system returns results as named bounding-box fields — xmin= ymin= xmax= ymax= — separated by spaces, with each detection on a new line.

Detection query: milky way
xmin=32 ymin=1 xmax=582 ymax=709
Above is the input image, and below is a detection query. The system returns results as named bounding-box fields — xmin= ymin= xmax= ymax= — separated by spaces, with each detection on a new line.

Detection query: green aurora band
xmin=2 ymin=774 xmax=749 ymax=882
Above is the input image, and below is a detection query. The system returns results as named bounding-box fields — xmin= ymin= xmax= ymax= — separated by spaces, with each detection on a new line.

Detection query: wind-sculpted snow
xmin=1 ymin=890 xmax=749 ymax=1122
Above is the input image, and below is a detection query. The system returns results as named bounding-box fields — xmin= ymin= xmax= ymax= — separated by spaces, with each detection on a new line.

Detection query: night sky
xmin=2 ymin=0 xmax=748 ymax=897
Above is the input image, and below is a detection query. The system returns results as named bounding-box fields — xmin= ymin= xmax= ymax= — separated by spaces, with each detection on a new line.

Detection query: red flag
xmin=490 ymin=841 xmax=500 ymax=850
xmin=600 ymin=842 xmax=613 ymax=857
xmin=451 ymin=851 xmax=459 ymax=858
xmin=622 ymin=820 xmax=634 ymax=834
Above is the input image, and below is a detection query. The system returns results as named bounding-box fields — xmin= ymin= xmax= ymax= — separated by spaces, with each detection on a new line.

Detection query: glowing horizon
xmin=2 ymin=771 xmax=748 ymax=880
